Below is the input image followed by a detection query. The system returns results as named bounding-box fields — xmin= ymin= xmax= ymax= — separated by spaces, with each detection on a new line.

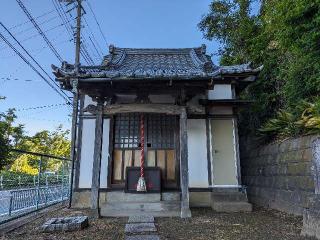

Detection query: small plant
xmin=259 ymin=100 xmax=320 ymax=139
xmin=296 ymin=101 xmax=320 ymax=135
xmin=259 ymin=110 xmax=300 ymax=139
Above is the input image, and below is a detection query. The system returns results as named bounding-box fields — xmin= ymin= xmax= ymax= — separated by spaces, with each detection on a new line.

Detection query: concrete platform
xmin=100 ymin=201 xmax=181 ymax=217
xmin=212 ymin=201 xmax=252 ymax=212
xmin=106 ymin=192 xmax=161 ymax=203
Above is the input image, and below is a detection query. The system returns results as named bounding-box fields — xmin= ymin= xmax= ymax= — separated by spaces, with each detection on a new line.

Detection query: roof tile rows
xmin=52 ymin=45 xmax=262 ymax=80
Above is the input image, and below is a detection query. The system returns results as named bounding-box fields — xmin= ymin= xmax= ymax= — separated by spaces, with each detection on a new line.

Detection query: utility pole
xmin=69 ymin=0 xmax=81 ymax=208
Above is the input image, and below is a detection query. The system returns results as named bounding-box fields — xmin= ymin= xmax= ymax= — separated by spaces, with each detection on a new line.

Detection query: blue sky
xmin=0 ymin=0 xmax=259 ymax=136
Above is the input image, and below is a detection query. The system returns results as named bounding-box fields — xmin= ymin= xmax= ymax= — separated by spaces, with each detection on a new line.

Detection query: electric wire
xmin=0 ymin=20 xmax=72 ymax=52
xmin=86 ymin=1 xmax=108 ymax=46
xmin=0 ymin=9 xmax=56 ymax=33
xmin=0 ymin=31 xmax=71 ymax=105
xmin=16 ymin=0 xmax=64 ymax=62
xmin=15 ymin=103 xmax=68 ymax=112
xmin=0 ymin=22 xmax=71 ymax=104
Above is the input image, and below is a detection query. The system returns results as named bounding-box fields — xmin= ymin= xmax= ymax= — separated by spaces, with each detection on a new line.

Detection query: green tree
xmin=10 ymin=125 xmax=70 ymax=174
xmin=199 ymin=0 xmax=320 ymax=137
xmin=0 ymin=108 xmax=25 ymax=170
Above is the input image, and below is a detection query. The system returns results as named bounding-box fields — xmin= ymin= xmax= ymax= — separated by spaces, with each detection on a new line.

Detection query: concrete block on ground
xmin=125 ymin=235 xmax=160 ymax=240
xmin=125 ymin=223 xmax=157 ymax=234
xmin=128 ymin=215 xmax=154 ymax=223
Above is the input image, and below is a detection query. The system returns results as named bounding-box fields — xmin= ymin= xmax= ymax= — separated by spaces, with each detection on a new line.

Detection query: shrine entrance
xmin=111 ymin=113 xmax=180 ymax=190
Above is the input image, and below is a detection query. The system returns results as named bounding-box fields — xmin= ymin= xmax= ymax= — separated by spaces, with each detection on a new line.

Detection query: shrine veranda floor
xmin=1 ymin=206 xmax=308 ymax=240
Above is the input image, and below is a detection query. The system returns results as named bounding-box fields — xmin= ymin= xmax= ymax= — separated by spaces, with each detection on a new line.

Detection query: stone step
xmin=101 ymin=209 xmax=181 ymax=217
xmin=125 ymin=235 xmax=160 ymax=240
xmin=102 ymin=201 xmax=180 ymax=211
xmin=106 ymin=192 xmax=161 ymax=203
xmin=211 ymin=192 xmax=248 ymax=202
xmin=212 ymin=201 xmax=252 ymax=212
xmin=100 ymin=201 xmax=181 ymax=217
xmin=106 ymin=192 xmax=180 ymax=203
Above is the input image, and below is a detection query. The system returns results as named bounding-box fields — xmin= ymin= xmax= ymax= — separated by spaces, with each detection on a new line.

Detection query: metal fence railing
xmin=0 ymin=149 xmax=71 ymax=223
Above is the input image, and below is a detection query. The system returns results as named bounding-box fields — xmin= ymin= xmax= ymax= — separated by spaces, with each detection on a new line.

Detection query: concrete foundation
xmin=301 ymin=196 xmax=320 ymax=239
xmin=190 ymin=192 xmax=211 ymax=207
xmin=72 ymin=190 xmax=251 ymax=213
xmin=211 ymin=188 xmax=252 ymax=212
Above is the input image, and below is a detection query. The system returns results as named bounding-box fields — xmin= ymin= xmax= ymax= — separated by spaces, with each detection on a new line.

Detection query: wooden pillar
xmin=179 ymin=108 xmax=191 ymax=218
xmin=233 ymin=117 xmax=241 ymax=185
xmin=91 ymin=99 xmax=104 ymax=215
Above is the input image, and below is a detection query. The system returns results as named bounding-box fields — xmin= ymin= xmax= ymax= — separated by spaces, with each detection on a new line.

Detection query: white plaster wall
xmin=187 ymin=119 xmax=209 ymax=188
xmin=78 ymin=119 xmax=95 ymax=188
xmin=208 ymin=84 xmax=232 ymax=100
xmin=100 ymin=119 xmax=110 ymax=188
xmin=84 ymin=95 xmax=95 ymax=108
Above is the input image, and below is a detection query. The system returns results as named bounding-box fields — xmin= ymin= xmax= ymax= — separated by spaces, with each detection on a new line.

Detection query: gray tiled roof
xmin=52 ymin=45 xmax=262 ymax=80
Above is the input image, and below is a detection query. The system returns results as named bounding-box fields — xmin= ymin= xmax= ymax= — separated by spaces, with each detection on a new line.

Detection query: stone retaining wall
xmin=240 ymin=135 xmax=319 ymax=216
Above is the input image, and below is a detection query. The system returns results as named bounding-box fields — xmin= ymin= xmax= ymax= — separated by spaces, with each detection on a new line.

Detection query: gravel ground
xmin=1 ymin=207 xmax=309 ymax=240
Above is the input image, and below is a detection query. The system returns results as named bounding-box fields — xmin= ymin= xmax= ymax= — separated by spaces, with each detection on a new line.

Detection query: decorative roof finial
xmin=201 ymin=44 xmax=206 ymax=54
xmin=109 ymin=44 xmax=115 ymax=54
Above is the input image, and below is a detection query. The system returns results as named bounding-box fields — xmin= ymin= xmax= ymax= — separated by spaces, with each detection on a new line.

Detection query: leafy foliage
xmin=199 ymin=0 xmax=320 ymax=138
xmin=0 ymin=99 xmax=70 ymax=173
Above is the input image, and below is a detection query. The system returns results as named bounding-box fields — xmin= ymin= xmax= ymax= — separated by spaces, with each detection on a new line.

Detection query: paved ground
xmin=1 ymin=207 xmax=309 ymax=240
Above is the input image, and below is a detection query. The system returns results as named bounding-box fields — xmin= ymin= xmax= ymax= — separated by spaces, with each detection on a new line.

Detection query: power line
xmin=0 ymin=77 xmax=39 ymax=82
xmin=12 ymin=15 xmax=59 ymax=37
xmin=83 ymin=16 xmax=104 ymax=56
xmin=52 ymin=0 xmax=74 ymax=40
xmin=0 ymin=28 xmax=72 ymax=105
xmin=86 ymin=1 xmax=108 ymax=47
xmin=15 ymin=103 xmax=68 ymax=112
xmin=0 ymin=20 xmax=72 ymax=52
xmin=16 ymin=0 xmax=64 ymax=62
xmin=1 ymin=9 xmax=56 ymax=33
xmin=89 ymin=36 xmax=103 ymax=61
xmin=0 ymin=22 xmax=71 ymax=102
xmin=52 ymin=0 xmax=94 ymax=65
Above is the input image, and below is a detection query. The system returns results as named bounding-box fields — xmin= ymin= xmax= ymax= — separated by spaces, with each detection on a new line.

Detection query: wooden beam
xmin=84 ymin=103 xmax=205 ymax=116
xmin=85 ymin=104 xmax=185 ymax=115
xmin=179 ymin=108 xmax=191 ymax=218
xmin=199 ymin=99 xmax=254 ymax=107
xmin=90 ymin=99 xmax=104 ymax=216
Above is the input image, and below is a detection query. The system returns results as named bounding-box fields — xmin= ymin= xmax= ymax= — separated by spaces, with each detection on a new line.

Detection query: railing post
xmin=36 ymin=157 xmax=42 ymax=210
xmin=18 ymin=176 xmax=21 ymax=189
xmin=61 ymin=161 xmax=64 ymax=201
xmin=0 ymin=175 xmax=3 ymax=189
xmin=33 ymin=175 xmax=36 ymax=186
xmin=8 ymin=195 xmax=13 ymax=216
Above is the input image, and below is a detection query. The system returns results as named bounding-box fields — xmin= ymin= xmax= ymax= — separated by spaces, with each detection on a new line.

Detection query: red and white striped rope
xmin=140 ymin=114 xmax=145 ymax=178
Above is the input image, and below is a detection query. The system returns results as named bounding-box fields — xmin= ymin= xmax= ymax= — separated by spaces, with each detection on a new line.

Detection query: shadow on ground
xmin=1 ymin=206 xmax=308 ymax=240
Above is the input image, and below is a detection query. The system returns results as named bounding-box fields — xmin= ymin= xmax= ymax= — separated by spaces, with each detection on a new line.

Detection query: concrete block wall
xmin=241 ymin=135 xmax=319 ymax=216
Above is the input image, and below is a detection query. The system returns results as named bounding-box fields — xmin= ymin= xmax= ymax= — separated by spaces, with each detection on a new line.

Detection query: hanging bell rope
xmin=137 ymin=114 xmax=147 ymax=192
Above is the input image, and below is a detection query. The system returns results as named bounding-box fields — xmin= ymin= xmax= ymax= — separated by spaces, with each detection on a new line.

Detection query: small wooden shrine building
xmin=52 ymin=44 xmax=261 ymax=218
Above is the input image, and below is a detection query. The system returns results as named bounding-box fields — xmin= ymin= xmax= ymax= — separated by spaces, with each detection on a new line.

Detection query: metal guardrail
xmin=0 ymin=149 xmax=71 ymax=223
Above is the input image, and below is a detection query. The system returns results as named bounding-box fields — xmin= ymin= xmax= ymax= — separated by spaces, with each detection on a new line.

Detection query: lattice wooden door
xmin=111 ymin=113 xmax=179 ymax=189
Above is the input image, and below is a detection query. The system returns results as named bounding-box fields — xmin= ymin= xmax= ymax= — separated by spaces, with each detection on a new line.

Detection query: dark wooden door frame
xmin=107 ymin=113 xmax=180 ymax=190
